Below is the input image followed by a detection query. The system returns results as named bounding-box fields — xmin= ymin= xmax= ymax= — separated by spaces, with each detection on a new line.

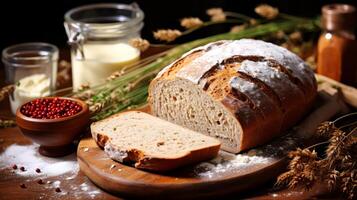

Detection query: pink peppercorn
xmin=20 ymin=98 xmax=82 ymax=119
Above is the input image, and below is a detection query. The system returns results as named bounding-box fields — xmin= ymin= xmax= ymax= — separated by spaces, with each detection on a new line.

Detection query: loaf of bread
xmin=149 ymin=39 xmax=317 ymax=153
xmin=91 ymin=111 xmax=221 ymax=171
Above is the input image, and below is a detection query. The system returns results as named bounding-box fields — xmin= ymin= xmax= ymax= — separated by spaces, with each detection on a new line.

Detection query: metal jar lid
xmin=322 ymin=4 xmax=356 ymax=32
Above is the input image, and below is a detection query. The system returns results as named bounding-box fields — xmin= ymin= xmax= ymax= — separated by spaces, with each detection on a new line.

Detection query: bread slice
xmin=90 ymin=111 xmax=221 ymax=171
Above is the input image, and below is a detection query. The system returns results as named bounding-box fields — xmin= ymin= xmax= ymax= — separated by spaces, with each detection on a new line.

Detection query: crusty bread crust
xmin=134 ymin=145 xmax=220 ymax=171
xmin=91 ymin=111 xmax=221 ymax=171
xmin=149 ymin=39 xmax=317 ymax=153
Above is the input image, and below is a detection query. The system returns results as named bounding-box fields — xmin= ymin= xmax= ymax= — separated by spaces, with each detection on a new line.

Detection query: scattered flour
xmin=0 ymin=143 xmax=102 ymax=199
xmin=196 ymin=151 xmax=274 ymax=178
xmin=80 ymin=182 xmax=101 ymax=198
xmin=0 ymin=143 xmax=79 ymax=177
xmin=80 ymin=183 xmax=89 ymax=191
xmin=174 ymin=39 xmax=314 ymax=87
xmin=89 ymin=190 xmax=101 ymax=198
xmin=65 ymin=173 xmax=78 ymax=180
xmin=195 ymin=133 xmax=299 ymax=178
xmin=52 ymin=180 xmax=61 ymax=188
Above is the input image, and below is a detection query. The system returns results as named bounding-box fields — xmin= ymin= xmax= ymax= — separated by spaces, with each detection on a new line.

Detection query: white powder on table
xmin=0 ymin=143 xmax=102 ymax=199
xmin=52 ymin=180 xmax=61 ymax=188
xmin=80 ymin=183 xmax=89 ymax=191
xmin=196 ymin=151 xmax=274 ymax=178
xmin=0 ymin=143 xmax=79 ymax=177
xmin=195 ymin=133 xmax=299 ymax=178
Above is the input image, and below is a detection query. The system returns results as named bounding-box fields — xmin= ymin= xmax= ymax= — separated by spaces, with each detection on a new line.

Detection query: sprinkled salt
xmin=0 ymin=144 xmax=79 ymax=177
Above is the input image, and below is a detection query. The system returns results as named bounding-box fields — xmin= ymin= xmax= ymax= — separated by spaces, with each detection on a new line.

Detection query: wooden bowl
xmin=16 ymin=97 xmax=90 ymax=157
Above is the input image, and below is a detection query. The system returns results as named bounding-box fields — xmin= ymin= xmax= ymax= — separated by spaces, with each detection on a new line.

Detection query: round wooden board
xmin=77 ymin=136 xmax=288 ymax=199
xmin=76 ymin=84 xmax=343 ymax=199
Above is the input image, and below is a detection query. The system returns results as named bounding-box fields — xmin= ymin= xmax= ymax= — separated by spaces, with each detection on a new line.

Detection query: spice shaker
xmin=317 ymin=4 xmax=357 ymax=87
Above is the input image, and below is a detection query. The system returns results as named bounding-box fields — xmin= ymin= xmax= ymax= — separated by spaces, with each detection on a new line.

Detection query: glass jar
xmin=317 ymin=4 xmax=357 ymax=87
xmin=2 ymin=43 xmax=58 ymax=114
xmin=64 ymin=3 xmax=144 ymax=90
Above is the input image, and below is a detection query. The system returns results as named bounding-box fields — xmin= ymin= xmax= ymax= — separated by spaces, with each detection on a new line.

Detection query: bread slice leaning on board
xmin=149 ymin=39 xmax=317 ymax=153
xmin=91 ymin=111 xmax=221 ymax=171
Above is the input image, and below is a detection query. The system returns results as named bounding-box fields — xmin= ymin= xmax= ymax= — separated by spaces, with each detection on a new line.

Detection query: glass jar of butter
xmin=64 ymin=3 xmax=144 ymax=90
xmin=2 ymin=43 xmax=58 ymax=115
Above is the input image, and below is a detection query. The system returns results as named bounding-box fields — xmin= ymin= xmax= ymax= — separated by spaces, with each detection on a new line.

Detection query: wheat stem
xmin=69 ymin=18 xmax=318 ymax=120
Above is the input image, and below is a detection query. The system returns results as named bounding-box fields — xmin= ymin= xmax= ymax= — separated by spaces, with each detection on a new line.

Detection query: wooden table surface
xmin=0 ymin=47 xmax=339 ymax=200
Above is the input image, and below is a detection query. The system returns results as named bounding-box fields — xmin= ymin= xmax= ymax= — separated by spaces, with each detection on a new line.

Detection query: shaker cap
xmin=322 ymin=4 xmax=356 ymax=31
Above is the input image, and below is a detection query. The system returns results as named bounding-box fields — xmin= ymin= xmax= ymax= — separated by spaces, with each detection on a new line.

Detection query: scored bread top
xmin=154 ymin=39 xmax=316 ymax=120
xmin=150 ymin=39 xmax=317 ymax=151
xmin=91 ymin=111 xmax=221 ymax=159
xmin=156 ymin=39 xmax=316 ymax=102
xmin=167 ymin=39 xmax=314 ymax=89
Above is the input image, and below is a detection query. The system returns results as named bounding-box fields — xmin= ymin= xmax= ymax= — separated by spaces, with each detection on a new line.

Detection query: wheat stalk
xmin=68 ymin=18 xmax=318 ymax=120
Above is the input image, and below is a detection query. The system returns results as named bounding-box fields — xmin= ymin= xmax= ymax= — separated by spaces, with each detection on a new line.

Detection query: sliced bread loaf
xmin=91 ymin=111 xmax=221 ymax=171
xmin=149 ymin=39 xmax=317 ymax=153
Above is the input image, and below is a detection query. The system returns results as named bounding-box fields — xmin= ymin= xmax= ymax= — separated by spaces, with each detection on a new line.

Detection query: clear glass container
xmin=2 ymin=42 xmax=58 ymax=114
xmin=64 ymin=3 xmax=144 ymax=90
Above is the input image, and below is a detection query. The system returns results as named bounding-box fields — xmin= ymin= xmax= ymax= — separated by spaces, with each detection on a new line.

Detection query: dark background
xmin=1 ymin=0 xmax=357 ymax=51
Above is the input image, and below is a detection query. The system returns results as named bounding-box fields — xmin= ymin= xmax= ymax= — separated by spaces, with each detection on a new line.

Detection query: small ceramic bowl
xmin=16 ymin=97 xmax=90 ymax=157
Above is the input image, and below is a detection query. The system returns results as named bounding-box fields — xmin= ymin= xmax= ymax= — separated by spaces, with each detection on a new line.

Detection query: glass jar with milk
xmin=64 ymin=3 xmax=144 ymax=90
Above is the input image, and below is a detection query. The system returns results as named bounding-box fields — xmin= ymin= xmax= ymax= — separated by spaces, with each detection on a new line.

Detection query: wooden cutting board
xmin=77 ymin=134 xmax=289 ymax=199
xmin=77 ymin=77 xmax=357 ymax=199
xmin=77 ymin=110 xmax=307 ymax=199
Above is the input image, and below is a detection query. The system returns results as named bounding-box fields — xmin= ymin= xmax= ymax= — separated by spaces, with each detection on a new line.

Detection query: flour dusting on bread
xmin=149 ymin=39 xmax=317 ymax=153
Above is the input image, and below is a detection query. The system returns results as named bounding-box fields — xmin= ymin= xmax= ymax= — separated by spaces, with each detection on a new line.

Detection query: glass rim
xmin=64 ymin=3 xmax=144 ymax=28
xmin=2 ymin=42 xmax=59 ymax=68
